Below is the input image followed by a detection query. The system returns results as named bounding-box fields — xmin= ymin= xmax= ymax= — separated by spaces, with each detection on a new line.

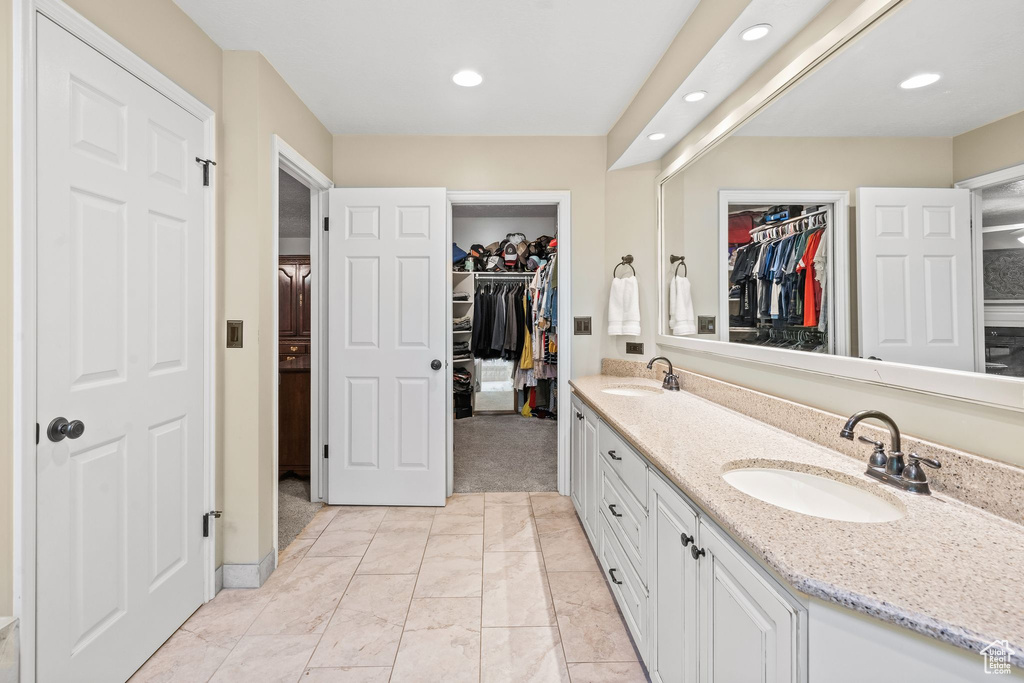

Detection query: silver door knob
xmin=431 ymin=359 xmax=442 ymax=371
xmin=48 ymin=417 xmax=85 ymax=442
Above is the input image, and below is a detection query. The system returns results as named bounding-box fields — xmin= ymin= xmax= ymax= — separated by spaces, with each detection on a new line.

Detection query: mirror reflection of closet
xmin=660 ymin=0 xmax=1024 ymax=378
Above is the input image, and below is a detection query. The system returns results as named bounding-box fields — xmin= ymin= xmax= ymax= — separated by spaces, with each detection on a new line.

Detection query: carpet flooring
xmin=454 ymin=414 xmax=558 ymax=492
xmin=278 ymin=476 xmax=322 ymax=550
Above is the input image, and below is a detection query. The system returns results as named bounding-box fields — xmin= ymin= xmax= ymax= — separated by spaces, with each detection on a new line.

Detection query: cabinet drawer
xmin=599 ymin=460 xmax=647 ymax=584
xmin=280 ymin=342 xmax=309 ymax=355
xmin=598 ymin=421 xmax=648 ymax=510
xmin=598 ymin=513 xmax=648 ymax=658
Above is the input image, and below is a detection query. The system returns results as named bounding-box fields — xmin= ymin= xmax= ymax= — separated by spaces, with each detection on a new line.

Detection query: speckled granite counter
xmin=570 ymin=374 xmax=1024 ymax=665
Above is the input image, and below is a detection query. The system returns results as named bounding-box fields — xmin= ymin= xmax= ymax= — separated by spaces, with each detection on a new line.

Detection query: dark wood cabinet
xmin=279 ymin=255 xmax=312 ymax=476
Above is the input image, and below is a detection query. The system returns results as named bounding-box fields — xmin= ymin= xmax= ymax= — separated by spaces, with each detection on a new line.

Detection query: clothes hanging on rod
xmin=729 ymin=209 xmax=829 ymax=339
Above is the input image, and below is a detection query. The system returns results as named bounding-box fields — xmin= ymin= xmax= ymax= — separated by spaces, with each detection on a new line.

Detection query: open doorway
xmin=272 ymin=138 xmax=333 ymax=554
xmin=449 ymin=200 xmax=567 ymax=493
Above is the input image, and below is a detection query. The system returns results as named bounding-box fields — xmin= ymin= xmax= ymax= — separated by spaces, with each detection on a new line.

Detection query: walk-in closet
xmin=450 ymin=204 xmax=560 ymax=492
xmin=726 ymin=203 xmax=833 ymax=353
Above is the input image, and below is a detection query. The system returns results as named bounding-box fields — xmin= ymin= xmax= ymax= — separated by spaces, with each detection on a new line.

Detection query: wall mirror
xmin=658 ymin=0 xmax=1024 ymax=409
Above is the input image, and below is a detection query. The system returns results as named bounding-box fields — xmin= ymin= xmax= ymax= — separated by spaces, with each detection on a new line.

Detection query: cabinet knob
xmin=575 ymin=411 xmax=583 ymax=420
xmin=608 ymin=568 xmax=623 ymax=585
xmin=608 ymin=504 xmax=623 ymax=518
xmin=690 ymin=545 xmax=706 ymax=560
xmin=608 ymin=450 xmax=622 ymax=461
xmin=680 ymin=533 xmax=693 ymax=547
xmin=290 ymin=345 xmax=299 ymax=352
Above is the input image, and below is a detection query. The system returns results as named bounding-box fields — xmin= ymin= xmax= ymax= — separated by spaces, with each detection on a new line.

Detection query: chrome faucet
xmin=646 ymin=356 xmax=680 ymax=391
xmin=840 ymin=410 xmax=940 ymax=495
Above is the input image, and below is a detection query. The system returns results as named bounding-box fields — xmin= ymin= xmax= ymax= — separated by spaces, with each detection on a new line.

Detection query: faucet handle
xmin=907 ymin=453 xmax=941 ymax=469
xmin=858 ymin=436 xmax=887 ymax=470
xmin=858 ymin=435 xmax=885 ymax=450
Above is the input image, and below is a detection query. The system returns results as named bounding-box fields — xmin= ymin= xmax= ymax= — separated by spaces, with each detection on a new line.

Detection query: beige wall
xmin=952 ymin=109 xmax=1024 ymax=182
xmin=332 ymin=135 xmax=607 ymax=379
xmin=1 ymin=0 xmax=334 ymax=612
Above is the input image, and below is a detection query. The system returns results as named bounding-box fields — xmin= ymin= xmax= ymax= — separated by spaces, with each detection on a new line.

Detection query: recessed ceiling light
xmin=683 ymin=90 xmax=707 ymax=103
xmin=647 ymin=132 xmax=666 ymax=141
xmin=452 ymin=70 xmax=483 ymax=87
xmin=740 ymin=24 xmax=772 ymax=41
xmin=899 ymin=73 xmax=940 ymax=90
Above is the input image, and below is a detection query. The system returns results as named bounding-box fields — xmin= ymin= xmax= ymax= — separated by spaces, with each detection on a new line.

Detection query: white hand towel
xmin=608 ymin=276 xmax=641 ymax=336
xmin=670 ymin=275 xmax=697 ymax=336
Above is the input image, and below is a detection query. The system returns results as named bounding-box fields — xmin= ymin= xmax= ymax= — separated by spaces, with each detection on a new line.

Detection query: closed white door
xmin=327 ymin=188 xmax=448 ymax=505
xmin=35 ymin=16 xmax=208 ymax=682
xmin=857 ymin=187 xmax=974 ymax=370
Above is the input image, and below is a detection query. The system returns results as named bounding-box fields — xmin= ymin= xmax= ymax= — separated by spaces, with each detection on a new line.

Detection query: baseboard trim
xmin=214 ymin=565 xmax=224 ymax=595
xmin=222 ymin=549 xmax=276 ymax=589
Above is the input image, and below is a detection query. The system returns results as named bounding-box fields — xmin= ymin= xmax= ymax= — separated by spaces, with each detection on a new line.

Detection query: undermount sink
xmin=722 ymin=466 xmax=905 ymax=523
xmin=601 ymin=385 xmax=663 ymax=397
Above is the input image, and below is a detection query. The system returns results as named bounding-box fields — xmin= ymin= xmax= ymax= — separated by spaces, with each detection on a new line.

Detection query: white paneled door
xmin=35 ymin=17 xmax=207 ymax=682
xmin=856 ymin=187 xmax=974 ymax=371
xmin=327 ymin=188 xmax=448 ymax=505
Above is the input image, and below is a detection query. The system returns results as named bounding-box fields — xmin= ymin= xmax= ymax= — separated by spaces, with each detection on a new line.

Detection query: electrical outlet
xmin=226 ymin=320 xmax=243 ymax=348
xmin=625 ymin=342 xmax=644 ymax=355
xmin=698 ymin=315 xmax=716 ymax=335
xmin=574 ymin=317 xmax=592 ymax=335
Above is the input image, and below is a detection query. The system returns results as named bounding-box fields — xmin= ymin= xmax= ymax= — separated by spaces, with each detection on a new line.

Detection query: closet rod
xmin=749 ymin=206 xmax=828 ymax=235
xmin=473 ymin=272 xmax=535 ymax=278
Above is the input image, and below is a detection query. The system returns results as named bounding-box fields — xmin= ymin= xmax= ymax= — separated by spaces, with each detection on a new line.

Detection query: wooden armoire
xmin=279 ymin=255 xmax=312 ymax=477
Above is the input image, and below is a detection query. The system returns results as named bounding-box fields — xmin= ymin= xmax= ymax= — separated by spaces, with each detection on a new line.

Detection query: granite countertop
xmin=570 ymin=374 xmax=1024 ymax=664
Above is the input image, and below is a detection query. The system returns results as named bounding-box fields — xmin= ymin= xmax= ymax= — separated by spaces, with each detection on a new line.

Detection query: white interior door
xmin=35 ymin=16 xmax=207 ymax=682
xmin=327 ymin=188 xmax=448 ymax=505
xmin=856 ymin=187 xmax=974 ymax=371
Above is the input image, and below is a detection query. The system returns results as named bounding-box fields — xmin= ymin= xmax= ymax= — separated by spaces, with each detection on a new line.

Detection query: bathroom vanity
xmin=570 ymin=366 xmax=1024 ymax=683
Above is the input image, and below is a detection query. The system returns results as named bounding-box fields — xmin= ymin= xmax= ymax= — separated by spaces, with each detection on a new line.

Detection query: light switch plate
xmin=226 ymin=320 xmax=243 ymax=348
xmin=625 ymin=342 xmax=644 ymax=355
xmin=574 ymin=317 xmax=592 ymax=335
xmin=698 ymin=315 xmax=716 ymax=335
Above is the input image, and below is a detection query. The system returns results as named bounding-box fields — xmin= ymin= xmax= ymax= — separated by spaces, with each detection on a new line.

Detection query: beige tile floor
xmin=131 ymin=492 xmax=648 ymax=683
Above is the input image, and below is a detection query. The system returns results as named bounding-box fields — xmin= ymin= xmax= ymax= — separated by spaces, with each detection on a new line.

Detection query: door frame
xmin=445 ymin=191 xmax=573 ymax=497
xmin=955 ymin=162 xmax=1024 ymax=373
xmin=13 ymin=1 xmax=218 ymax=678
xmin=715 ymin=189 xmax=851 ymax=356
xmin=270 ymin=136 xmax=333 ymax=557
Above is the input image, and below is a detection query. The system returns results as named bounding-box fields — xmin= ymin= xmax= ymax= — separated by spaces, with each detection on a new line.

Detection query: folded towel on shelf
xmin=453 ymin=292 xmax=470 ymax=301
xmin=669 ymin=275 xmax=697 ymax=336
xmin=453 ymin=314 xmax=472 ymax=331
xmin=607 ymin=275 xmax=641 ymax=336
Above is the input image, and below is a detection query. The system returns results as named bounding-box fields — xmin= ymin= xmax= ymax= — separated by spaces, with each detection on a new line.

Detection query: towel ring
xmin=613 ymin=255 xmax=635 ymax=278
xmin=670 ymin=254 xmax=687 ymax=277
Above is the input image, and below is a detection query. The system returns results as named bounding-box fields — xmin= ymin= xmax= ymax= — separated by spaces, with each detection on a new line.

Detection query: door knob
xmin=47 ymin=417 xmax=85 ymax=442
xmin=431 ymin=359 xmax=443 ymax=371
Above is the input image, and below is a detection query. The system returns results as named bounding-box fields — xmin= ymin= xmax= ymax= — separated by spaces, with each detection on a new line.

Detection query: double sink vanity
xmin=569 ymin=360 xmax=1024 ymax=683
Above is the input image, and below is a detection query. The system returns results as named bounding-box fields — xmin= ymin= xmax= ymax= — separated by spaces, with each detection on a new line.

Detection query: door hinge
xmin=323 ymin=216 xmax=329 ymax=231
xmin=202 ymin=510 xmax=223 ymax=538
xmin=195 ymin=157 xmax=217 ymax=187
xmin=36 ymin=423 xmax=39 ymax=445
xmin=323 ymin=444 xmax=329 ymax=459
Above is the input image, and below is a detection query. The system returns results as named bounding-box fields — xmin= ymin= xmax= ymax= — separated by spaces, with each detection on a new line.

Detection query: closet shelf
xmin=453 ymin=299 xmax=473 ymax=304
xmin=452 ymin=357 xmax=474 ymax=364
xmin=452 ymin=330 xmax=471 ymax=335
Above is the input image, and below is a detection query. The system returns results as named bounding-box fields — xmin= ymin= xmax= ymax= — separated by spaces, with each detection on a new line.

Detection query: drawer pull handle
xmin=609 ymin=568 xmax=623 ymax=585
xmin=681 ymin=533 xmax=694 ymax=547
xmin=690 ymin=545 xmax=706 ymax=561
xmin=576 ymin=411 xmax=583 ymax=420
xmin=290 ymin=345 xmax=299 ymax=352
xmin=608 ymin=504 xmax=623 ymax=518
xmin=608 ymin=450 xmax=622 ymax=461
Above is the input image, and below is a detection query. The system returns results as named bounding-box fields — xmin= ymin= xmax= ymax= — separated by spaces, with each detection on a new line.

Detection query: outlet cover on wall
xmin=698 ymin=316 xmax=716 ymax=335
xmin=625 ymin=342 xmax=644 ymax=355
xmin=574 ymin=317 xmax=592 ymax=335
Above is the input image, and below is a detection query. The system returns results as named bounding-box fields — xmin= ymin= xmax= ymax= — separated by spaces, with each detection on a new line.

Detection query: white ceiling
xmin=737 ymin=0 xmax=1024 ymax=137
xmin=983 ymin=178 xmax=1024 ymax=228
xmin=611 ymin=0 xmax=833 ymax=169
xmin=173 ymin=0 xmax=699 ymax=136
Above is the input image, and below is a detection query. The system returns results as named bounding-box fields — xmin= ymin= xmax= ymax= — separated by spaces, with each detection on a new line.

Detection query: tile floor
xmin=131 ymin=492 xmax=648 ymax=683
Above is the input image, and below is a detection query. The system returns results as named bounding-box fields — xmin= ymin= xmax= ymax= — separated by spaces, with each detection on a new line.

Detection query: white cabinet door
xmin=327 ymin=188 xmax=448 ymax=505
xmin=570 ymin=396 xmax=586 ymax=520
xmin=648 ymin=475 xmax=699 ymax=683
xmin=36 ymin=16 xmax=207 ymax=682
xmin=856 ymin=187 xmax=974 ymax=371
xmin=583 ymin=409 xmax=600 ymax=542
xmin=698 ymin=521 xmax=800 ymax=683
